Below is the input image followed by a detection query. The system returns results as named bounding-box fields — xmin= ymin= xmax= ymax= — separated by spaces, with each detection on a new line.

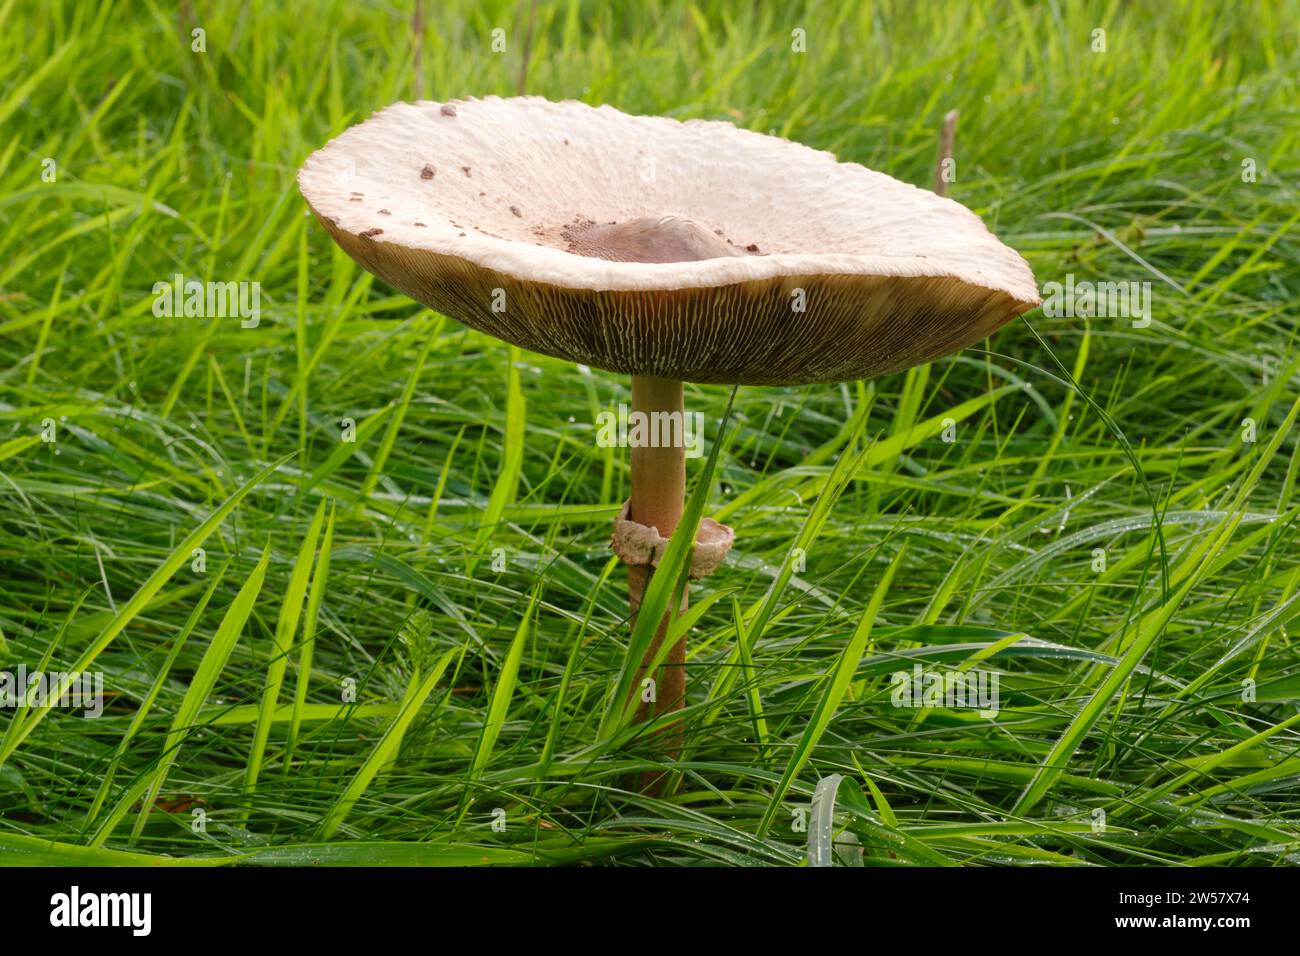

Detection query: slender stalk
xmin=932 ymin=108 xmax=958 ymax=196
xmin=627 ymin=375 xmax=687 ymax=790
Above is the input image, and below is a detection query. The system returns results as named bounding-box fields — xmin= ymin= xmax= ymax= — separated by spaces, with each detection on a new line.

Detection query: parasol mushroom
xmin=297 ymin=96 xmax=1039 ymax=790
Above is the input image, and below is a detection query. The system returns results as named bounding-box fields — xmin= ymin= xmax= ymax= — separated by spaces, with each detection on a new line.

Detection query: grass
xmin=0 ymin=0 xmax=1298 ymax=866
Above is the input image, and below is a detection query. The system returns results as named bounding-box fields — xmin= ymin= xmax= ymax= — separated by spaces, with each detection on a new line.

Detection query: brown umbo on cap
xmin=298 ymin=96 xmax=1040 ymax=386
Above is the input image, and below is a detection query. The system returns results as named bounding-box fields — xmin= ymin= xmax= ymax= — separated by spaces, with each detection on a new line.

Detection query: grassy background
xmin=1 ymin=0 xmax=1299 ymax=866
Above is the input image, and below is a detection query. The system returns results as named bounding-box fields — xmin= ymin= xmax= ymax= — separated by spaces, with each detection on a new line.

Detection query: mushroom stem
xmin=627 ymin=374 xmax=688 ymax=787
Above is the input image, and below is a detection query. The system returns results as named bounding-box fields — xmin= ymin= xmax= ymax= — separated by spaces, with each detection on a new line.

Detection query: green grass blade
xmin=83 ymin=564 xmax=226 ymax=830
xmin=1014 ymin=394 xmax=1300 ymax=814
xmin=599 ymin=386 xmax=737 ymax=740
xmin=469 ymin=588 xmax=540 ymax=777
xmin=0 ymin=456 xmax=289 ymax=769
xmin=243 ymin=498 xmax=328 ymax=806
xmin=758 ymin=544 xmax=905 ymax=836
xmin=470 ymin=345 xmax=525 ymax=573
xmin=285 ymin=498 xmax=336 ymax=771
xmin=317 ymin=646 xmax=457 ymax=839
xmin=95 ymin=542 xmax=271 ymax=845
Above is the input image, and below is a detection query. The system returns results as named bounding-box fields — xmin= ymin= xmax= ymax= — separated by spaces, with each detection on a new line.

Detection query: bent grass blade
xmin=243 ymin=498 xmax=328 ymax=814
xmin=285 ymin=499 xmax=337 ymax=771
xmin=0 ymin=456 xmax=290 ymax=769
xmin=758 ymin=544 xmax=905 ymax=837
xmin=318 ymin=646 xmax=458 ymax=840
xmin=91 ymin=541 xmax=272 ymax=846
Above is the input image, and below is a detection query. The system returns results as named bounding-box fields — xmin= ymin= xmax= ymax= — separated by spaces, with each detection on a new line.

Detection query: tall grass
xmin=0 ymin=0 xmax=1297 ymax=865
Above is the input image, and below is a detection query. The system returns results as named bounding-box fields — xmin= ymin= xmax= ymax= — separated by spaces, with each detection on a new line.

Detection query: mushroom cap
xmin=298 ymin=96 xmax=1040 ymax=386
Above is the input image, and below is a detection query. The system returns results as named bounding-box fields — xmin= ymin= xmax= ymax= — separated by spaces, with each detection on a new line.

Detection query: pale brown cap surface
xmin=298 ymin=96 xmax=1039 ymax=385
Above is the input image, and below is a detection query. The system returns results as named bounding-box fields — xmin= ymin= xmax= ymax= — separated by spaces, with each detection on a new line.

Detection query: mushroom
xmin=297 ymin=96 xmax=1040 ymax=789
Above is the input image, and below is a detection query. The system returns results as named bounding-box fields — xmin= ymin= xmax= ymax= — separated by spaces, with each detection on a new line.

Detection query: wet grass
xmin=1 ymin=0 xmax=1298 ymax=865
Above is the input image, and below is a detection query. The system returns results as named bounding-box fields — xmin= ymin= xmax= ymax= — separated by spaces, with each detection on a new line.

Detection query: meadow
xmin=1 ymin=0 xmax=1298 ymax=866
